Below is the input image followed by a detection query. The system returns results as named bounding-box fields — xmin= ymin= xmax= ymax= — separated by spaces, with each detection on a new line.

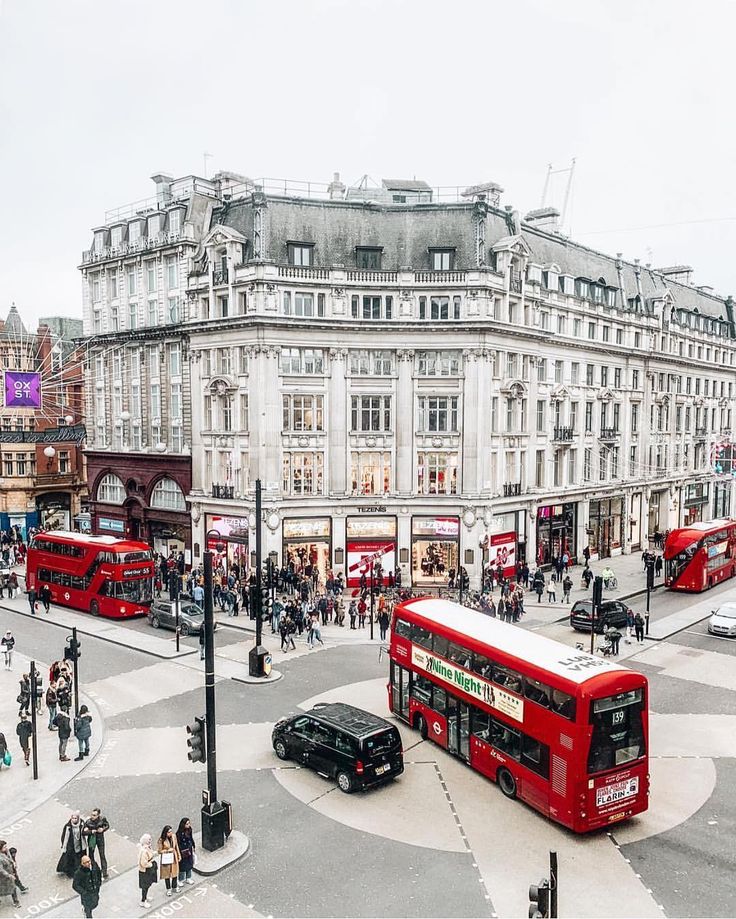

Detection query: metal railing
xmin=599 ymin=427 xmax=620 ymax=440
xmin=553 ymin=426 xmax=575 ymax=442
xmin=211 ymin=484 xmax=234 ymax=499
xmin=212 ymin=268 xmax=229 ymax=285
xmin=503 ymin=482 xmax=522 ymax=497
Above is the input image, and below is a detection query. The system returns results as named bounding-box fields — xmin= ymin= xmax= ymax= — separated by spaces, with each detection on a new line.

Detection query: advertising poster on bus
xmin=346 ymin=540 xmax=396 ymax=588
xmin=490 ymin=531 xmax=517 ymax=577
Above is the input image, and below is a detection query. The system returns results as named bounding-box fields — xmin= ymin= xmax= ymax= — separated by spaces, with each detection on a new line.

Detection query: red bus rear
xmin=663 ymin=518 xmax=736 ymax=591
xmin=389 ymin=598 xmax=649 ymax=833
xmin=27 ymin=531 xmax=155 ymax=618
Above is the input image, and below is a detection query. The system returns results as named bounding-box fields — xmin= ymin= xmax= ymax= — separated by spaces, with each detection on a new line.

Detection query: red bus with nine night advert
xmin=389 ymin=597 xmax=649 ymax=833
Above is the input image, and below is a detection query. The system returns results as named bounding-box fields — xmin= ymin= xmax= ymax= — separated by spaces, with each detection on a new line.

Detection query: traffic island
xmin=192 ymin=829 xmax=250 ymax=876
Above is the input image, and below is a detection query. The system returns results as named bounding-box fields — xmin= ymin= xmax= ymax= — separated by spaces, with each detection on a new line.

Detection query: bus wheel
xmin=414 ymin=713 xmax=428 ymax=740
xmin=90 ymin=600 xmax=100 ymax=617
xmin=497 ymin=767 xmax=517 ymax=799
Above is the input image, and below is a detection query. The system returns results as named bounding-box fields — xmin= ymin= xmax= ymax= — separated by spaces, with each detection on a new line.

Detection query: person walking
xmin=57 ymin=812 xmax=86 ymax=877
xmin=348 ymin=600 xmax=357 ymax=630
xmin=157 ymin=825 xmax=180 ymax=897
xmin=54 ymin=708 xmax=72 ymax=761
xmin=308 ymin=612 xmax=324 ymax=649
xmin=137 ymin=834 xmax=157 ymax=908
xmin=72 ymin=855 xmax=102 ymax=919
xmin=1 ymin=631 xmax=14 ymax=671
xmin=625 ymin=609 xmax=635 ymax=644
xmin=39 ymin=583 xmax=52 ymax=613
xmin=533 ymin=571 xmax=544 ymax=603
xmin=655 ymin=554 xmax=663 ymax=577
xmin=378 ymin=608 xmax=390 ymax=642
xmin=16 ymin=714 xmax=32 ymax=766
xmin=607 ymin=626 xmax=622 ymax=656
xmin=634 ymin=612 xmax=645 ymax=643
xmin=0 ymin=733 xmax=8 ymax=770
xmin=8 ymin=846 xmax=28 ymax=895
xmin=0 ymin=841 xmax=20 ymax=909
xmin=357 ymin=597 xmax=367 ymax=628
xmin=192 ymin=583 xmax=204 ymax=610
xmin=46 ymin=681 xmax=58 ymax=731
xmin=74 ymin=705 xmax=93 ymax=760
xmin=562 ymin=574 xmax=573 ymax=604
xmin=83 ymin=809 xmax=110 ymax=879
xmin=8 ymin=571 xmax=18 ymax=600
xmin=27 ymin=587 xmax=37 ymax=615
xmin=279 ymin=616 xmax=296 ymax=652
xmin=17 ymin=674 xmax=31 ymax=717
xmin=175 ymin=818 xmax=196 ymax=886
xmin=547 ymin=576 xmax=556 ymax=604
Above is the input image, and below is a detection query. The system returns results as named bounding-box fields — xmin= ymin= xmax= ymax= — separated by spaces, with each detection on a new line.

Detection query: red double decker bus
xmin=389 ymin=598 xmax=649 ymax=833
xmin=663 ymin=519 xmax=736 ymax=591
xmin=27 ymin=531 xmax=155 ymax=619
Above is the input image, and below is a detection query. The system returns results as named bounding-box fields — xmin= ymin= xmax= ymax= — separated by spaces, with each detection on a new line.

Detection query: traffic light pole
xmin=369 ymin=565 xmax=375 ymax=641
xmin=72 ymin=626 xmax=80 ymax=719
xmin=645 ymin=559 xmax=654 ymax=636
xmin=203 ymin=551 xmax=218 ymax=806
xmin=255 ymin=479 xmax=262 ymax=648
xmin=30 ymin=660 xmax=39 ymax=781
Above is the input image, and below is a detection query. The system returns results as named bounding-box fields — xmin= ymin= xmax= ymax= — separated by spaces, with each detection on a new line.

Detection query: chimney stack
xmin=328 ymin=172 xmax=346 ymax=200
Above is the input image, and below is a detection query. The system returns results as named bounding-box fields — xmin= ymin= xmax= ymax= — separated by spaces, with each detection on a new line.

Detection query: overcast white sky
xmin=2 ymin=0 xmax=736 ymax=330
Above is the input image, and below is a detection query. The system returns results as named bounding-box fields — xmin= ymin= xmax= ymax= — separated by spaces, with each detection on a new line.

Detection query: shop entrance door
xmin=446 ymin=698 xmax=470 ymax=761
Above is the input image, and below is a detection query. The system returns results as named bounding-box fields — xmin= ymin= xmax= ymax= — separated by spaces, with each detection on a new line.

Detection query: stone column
xmin=396 ymin=350 xmax=415 ymax=495
xmin=478 ymin=350 xmax=493 ymax=492
xmin=462 ymin=349 xmax=480 ymax=496
xmin=248 ymin=345 xmax=281 ymax=487
xmin=329 ymin=349 xmax=348 ymax=495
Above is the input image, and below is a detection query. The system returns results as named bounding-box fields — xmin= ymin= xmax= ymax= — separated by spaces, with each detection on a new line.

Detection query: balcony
xmin=211 ymin=484 xmax=235 ymax=499
xmin=213 ymin=268 xmax=229 ymax=285
xmin=553 ymin=426 xmax=575 ymax=442
xmin=695 ymin=426 xmax=708 ymax=438
xmin=599 ymin=427 xmax=620 ymax=441
xmin=503 ymin=482 xmax=522 ymax=497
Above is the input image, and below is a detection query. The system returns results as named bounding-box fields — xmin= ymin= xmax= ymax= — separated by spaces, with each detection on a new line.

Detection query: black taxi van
xmin=271 ymin=702 xmax=404 ymax=793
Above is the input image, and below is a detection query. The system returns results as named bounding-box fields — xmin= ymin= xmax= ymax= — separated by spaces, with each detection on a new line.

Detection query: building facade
xmin=81 ymin=173 xmax=736 ymax=585
xmin=0 ymin=306 xmax=86 ymax=535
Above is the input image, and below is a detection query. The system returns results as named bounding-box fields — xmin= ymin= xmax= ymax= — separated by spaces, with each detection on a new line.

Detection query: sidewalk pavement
xmin=517 ymin=551 xmax=663 ymax=627
xmin=0 ymin=650 xmax=104 ymax=829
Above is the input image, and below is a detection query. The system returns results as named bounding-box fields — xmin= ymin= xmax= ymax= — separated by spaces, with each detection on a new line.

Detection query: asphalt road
xmin=2 ymin=594 xmax=736 ymax=918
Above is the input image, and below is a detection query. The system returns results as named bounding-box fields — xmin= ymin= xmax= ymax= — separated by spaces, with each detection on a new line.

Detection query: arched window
xmin=150 ymin=477 xmax=186 ymax=511
xmin=97 ymin=473 xmax=125 ymax=504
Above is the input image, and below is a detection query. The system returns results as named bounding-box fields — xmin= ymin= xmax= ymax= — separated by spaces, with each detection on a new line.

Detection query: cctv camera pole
xmin=30 ymin=660 xmax=39 ymax=781
xmin=203 ymin=551 xmax=218 ymax=807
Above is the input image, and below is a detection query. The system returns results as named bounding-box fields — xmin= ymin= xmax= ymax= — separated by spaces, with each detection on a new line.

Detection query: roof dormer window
xmin=356 ymin=247 xmax=383 ymax=270
xmin=429 ymin=248 xmax=455 ymax=271
xmin=287 ymin=242 xmax=313 ymax=267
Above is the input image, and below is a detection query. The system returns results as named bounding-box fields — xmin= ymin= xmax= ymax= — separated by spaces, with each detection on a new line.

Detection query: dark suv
xmin=570 ymin=599 xmax=631 ymax=633
xmin=272 ymin=702 xmax=404 ymax=793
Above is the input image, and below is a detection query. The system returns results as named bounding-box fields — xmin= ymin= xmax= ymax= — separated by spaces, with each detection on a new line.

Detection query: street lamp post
xmin=248 ymin=479 xmax=269 ymax=676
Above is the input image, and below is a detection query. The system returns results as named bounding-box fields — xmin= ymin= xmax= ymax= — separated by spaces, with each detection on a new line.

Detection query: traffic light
xmin=460 ymin=570 xmax=470 ymax=591
xmin=170 ymin=572 xmax=180 ymax=601
xmin=186 ymin=715 xmax=206 ymax=764
xmin=529 ymin=878 xmax=550 ymax=918
xmin=64 ymin=636 xmax=81 ymax=662
xmin=646 ymin=560 xmax=655 ymax=590
xmin=592 ymin=575 xmax=603 ymax=607
xmin=261 ymin=582 xmax=272 ymax=617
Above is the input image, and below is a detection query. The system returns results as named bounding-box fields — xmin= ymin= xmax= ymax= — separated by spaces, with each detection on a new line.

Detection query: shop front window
xmin=536 ymin=503 xmax=577 ymax=566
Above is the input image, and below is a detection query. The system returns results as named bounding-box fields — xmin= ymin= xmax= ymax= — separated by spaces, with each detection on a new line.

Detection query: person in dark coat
xmin=378 ymin=609 xmax=390 ymax=641
xmin=74 ymin=705 xmax=92 ymax=760
xmin=57 ymin=812 xmax=86 ymax=877
xmin=72 ymin=855 xmax=101 ymax=918
xmin=54 ymin=709 xmax=72 ymax=761
xmin=175 ymin=817 xmax=196 ymax=885
xmin=39 ymin=584 xmax=52 ymax=613
xmin=83 ymin=809 xmax=110 ymax=879
xmin=16 ymin=714 xmax=32 ymax=766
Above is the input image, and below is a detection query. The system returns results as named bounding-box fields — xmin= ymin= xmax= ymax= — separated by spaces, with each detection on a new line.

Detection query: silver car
xmin=708 ymin=603 xmax=736 ymax=638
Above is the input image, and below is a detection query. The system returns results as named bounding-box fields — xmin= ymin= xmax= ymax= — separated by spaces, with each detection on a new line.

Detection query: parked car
xmin=570 ymin=599 xmax=631 ymax=633
xmin=272 ymin=702 xmax=404 ymax=793
xmin=708 ymin=603 xmax=736 ymax=638
xmin=147 ymin=599 xmax=217 ymax=635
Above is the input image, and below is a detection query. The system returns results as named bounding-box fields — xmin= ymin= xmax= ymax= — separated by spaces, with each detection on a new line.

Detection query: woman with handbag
xmin=0 ymin=733 xmax=9 ymax=769
xmin=137 ymin=834 xmax=156 ymax=908
xmin=157 ymin=826 xmax=180 ymax=897
xmin=175 ymin=818 xmax=196 ymax=886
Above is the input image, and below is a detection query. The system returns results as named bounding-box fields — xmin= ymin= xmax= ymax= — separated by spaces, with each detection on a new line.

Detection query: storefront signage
xmin=98 ymin=517 xmax=125 ymax=533
xmin=411 ymin=646 xmax=524 ymax=723
xmin=0 ymin=423 xmax=86 ymax=445
xmin=412 ymin=516 xmax=460 ymax=538
xmin=346 ymin=517 xmax=397 ymax=539
xmin=283 ymin=518 xmax=331 ymax=540
xmin=346 ymin=540 xmax=397 ymax=587
xmin=205 ymin=514 xmax=250 ymax=540
xmin=489 ymin=531 xmax=517 ymax=577
xmin=4 ymin=370 xmax=41 ymax=409
xmin=357 ymin=506 xmax=388 ymax=514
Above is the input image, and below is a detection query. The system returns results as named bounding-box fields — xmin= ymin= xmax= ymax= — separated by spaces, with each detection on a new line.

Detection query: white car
xmin=708 ymin=603 xmax=736 ymax=638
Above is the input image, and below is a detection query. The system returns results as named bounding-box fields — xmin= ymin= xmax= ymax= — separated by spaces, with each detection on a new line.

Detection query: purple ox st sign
xmin=4 ymin=371 xmax=42 ymax=409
